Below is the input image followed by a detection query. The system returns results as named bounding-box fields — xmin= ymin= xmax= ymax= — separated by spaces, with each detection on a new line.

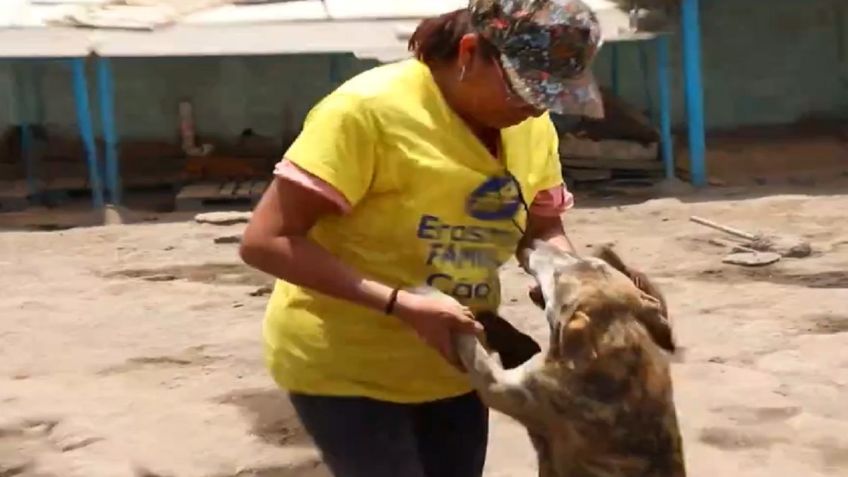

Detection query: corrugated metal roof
xmin=0 ymin=1 xmax=24 ymax=27
xmin=0 ymin=27 xmax=90 ymax=57
xmin=323 ymin=0 xmax=466 ymax=19
xmin=0 ymin=0 xmax=653 ymax=59
xmin=183 ymin=1 xmax=326 ymax=24
xmin=92 ymin=19 xmax=422 ymax=57
xmin=46 ymin=0 xmax=230 ymax=29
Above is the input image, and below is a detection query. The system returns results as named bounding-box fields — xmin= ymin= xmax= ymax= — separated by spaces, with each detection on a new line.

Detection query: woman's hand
xmin=393 ymin=291 xmax=484 ymax=368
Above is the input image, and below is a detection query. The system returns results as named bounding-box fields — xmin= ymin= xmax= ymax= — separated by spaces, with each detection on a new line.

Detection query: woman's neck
xmin=429 ymin=61 xmax=501 ymax=157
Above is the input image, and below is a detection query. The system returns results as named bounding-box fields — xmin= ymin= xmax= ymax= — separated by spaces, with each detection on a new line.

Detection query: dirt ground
xmin=1 ymin=182 xmax=847 ymax=477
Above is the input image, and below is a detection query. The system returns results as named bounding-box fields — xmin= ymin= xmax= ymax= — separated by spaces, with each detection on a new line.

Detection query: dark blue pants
xmin=290 ymin=391 xmax=489 ymax=477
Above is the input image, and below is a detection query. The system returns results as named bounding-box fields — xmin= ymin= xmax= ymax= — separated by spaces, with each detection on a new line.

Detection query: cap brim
xmin=500 ymin=53 xmax=605 ymax=119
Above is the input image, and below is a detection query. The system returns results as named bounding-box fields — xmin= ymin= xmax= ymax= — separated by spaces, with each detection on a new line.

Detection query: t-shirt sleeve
xmin=530 ymin=184 xmax=575 ymax=216
xmin=283 ymin=92 xmax=378 ymax=208
xmin=274 ymin=158 xmax=353 ymax=214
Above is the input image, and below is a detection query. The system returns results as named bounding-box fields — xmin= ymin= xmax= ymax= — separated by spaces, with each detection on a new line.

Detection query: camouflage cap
xmin=469 ymin=0 xmax=604 ymax=118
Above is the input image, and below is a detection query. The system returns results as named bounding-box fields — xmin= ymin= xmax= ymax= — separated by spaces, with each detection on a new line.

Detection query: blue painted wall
xmin=1 ymin=0 xmax=846 ymax=146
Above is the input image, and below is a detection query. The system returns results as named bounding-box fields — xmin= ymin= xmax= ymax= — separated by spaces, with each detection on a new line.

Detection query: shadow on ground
xmin=105 ymin=263 xmax=272 ymax=288
xmin=215 ymin=388 xmax=312 ymax=448
xmin=685 ymin=266 xmax=848 ymax=290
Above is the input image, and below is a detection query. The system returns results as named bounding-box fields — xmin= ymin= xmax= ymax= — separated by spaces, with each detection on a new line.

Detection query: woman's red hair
xmin=408 ymin=9 xmax=499 ymax=64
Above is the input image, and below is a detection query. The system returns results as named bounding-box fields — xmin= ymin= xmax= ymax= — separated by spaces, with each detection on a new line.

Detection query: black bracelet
xmin=385 ymin=288 xmax=400 ymax=315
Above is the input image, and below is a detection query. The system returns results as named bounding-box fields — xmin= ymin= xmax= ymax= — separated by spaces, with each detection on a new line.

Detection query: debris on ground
xmin=748 ymin=235 xmax=813 ymax=258
xmin=102 ymin=204 xmax=126 ymax=226
xmin=722 ymin=251 xmax=782 ymax=267
xmin=194 ymin=211 xmax=251 ymax=226
xmin=143 ymin=274 xmax=178 ymax=282
xmin=690 ymin=215 xmax=813 ymax=258
xmin=249 ymin=285 xmax=273 ymax=297
xmin=213 ymin=234 xmax=242 ymax=244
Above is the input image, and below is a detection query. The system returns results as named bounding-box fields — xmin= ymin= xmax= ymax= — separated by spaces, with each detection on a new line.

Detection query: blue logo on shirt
xmin=466 ymin=175 xmax=522 ymax=221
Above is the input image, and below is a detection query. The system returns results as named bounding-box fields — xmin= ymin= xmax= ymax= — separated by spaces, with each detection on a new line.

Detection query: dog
xmin=474 ymin=309 xmax=541 ymax=370
xmin=415 ymin=241 xmax=686 ymax=477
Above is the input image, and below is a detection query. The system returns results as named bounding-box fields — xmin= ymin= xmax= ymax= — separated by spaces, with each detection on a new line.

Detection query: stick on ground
xmin=690 ymin=216 xmax=757 ymax=241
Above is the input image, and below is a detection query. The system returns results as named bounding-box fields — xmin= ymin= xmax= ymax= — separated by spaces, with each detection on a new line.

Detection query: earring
xmin=459 ymin=65 xmax=467 ymax=82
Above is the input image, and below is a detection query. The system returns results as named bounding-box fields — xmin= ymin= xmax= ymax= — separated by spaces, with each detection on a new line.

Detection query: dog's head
xmin=521 ymin=241 xmax=676 ymax=366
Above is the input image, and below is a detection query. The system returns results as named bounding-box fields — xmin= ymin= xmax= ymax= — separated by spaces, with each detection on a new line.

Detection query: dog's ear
xmin=594 ymin=244 xmax=671 ymax=324
xmin=592 ymin=244 xmax=628 ymax=273
xmin=528 ymin=285 xmax=545 ymax=309
xmin=524 ymin=242 xmax=582 ymax=333
xmin=635 ymin=294 xmax=676 ymax=352
xmin=555 ymin=310 xmax=596 ymax=363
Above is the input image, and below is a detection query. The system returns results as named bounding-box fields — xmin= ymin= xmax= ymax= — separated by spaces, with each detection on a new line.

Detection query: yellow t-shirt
xmin=263 ymin=58 xmax=563 ymax=403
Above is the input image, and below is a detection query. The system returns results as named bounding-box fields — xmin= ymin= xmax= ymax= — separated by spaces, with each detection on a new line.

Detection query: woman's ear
xmin=457 ymin=33 xmax=482 ymax=72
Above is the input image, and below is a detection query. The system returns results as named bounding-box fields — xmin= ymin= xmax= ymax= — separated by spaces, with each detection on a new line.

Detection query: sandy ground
xmin=1 ymin=183 xmax=847 ymax=477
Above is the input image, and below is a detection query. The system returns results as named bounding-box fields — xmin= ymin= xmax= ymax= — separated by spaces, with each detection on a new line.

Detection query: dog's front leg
xmin=453 ymin=333 xmax=538 ymax=418
xmin=528 ymin=432 xmax=557 ymax=477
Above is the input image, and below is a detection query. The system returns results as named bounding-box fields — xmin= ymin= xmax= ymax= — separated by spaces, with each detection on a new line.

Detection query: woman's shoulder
xmin=318 ymin=60 xmax=432 ymax=117
xmin=333 ymin=59 xmax=427 ymax=101
xmin=506 ymin=111 xmax=559 ymax=147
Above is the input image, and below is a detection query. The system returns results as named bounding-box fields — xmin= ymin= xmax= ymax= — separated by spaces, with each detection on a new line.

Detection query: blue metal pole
xmin=610 ymin=43 xmax=620 ymax=96
xmin=11 ymin=62 xmax=38 ymax=199
xmin=70 ymin=57 xmax=105 ymax=209
xmin=681 ymin=0 xmax=707 ymax=186
xmin=656 ymin=35 xmax=674 ymax=180
xmin=20 ymin=124 xmax=34 ymax=192
xmin=639 ymin=42 xmax=654 ymax=123
xmin=96 ymin=57 xmax=121 ymax=205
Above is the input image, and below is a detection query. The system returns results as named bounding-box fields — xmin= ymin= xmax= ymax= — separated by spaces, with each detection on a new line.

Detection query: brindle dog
xmin=414 ymin=241 xmax=685 ymax=477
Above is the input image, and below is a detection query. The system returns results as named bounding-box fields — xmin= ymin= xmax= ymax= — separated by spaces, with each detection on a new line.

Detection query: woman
xmin=239 ymin=1 xmax=603 ymax=476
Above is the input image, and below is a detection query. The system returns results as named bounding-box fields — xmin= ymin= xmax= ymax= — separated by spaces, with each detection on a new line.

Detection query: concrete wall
xmin=594 ymin=0 xmax=848 ymax=131
xmin=0 ymin=0 xmax=846 ymax=147
xmin=1 ymin=54 xmax=378 ymax=144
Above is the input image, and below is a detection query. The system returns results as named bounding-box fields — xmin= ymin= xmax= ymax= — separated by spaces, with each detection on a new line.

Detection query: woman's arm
xmin=240 ymin=177 xmax=395 ymax=312
xmin=516 ymin=182 xmax=577 ymax=262
xmin=519 ymin=212 xmax=576 ymax=308
xmin=239 ymin=176 xmax=481 ymax=366
xmin=523 ymin=213 xmax=575 ymax=253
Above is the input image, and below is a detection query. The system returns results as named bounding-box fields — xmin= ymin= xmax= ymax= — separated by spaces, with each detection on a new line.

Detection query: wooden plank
xmin=176 ymin=182 xmax=221 ymax=200
xmin=0 ymin=163 xmax=23 ymax=181
xmin=175 ymin=182 xmax=220 ymax=212
xmin=220 ymin=181 xmax=238 ymax=197
xmin=176 ymin=179 xmax=265 ymax=211
xmin=0 ymin=180 xmax=29 ymax=197
xmin=561 ymin=157 xmax=663 ymax=171
xmin=44 ymin=177 xmax=88 ymax=191
xmin=123 ymin=174 xmax=175 ymax=189
xmin=234 ymin=181 xmax=253 ymax=198
xmin=0 ymin=197 xmax=28 ymax=211
xmin=251 ymin=180 xmax=269 ymax=197
xmin=0 ymin=180 xmax=30 ymax=211
xmin=565 ymin=168 xmax=612 ymax=181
